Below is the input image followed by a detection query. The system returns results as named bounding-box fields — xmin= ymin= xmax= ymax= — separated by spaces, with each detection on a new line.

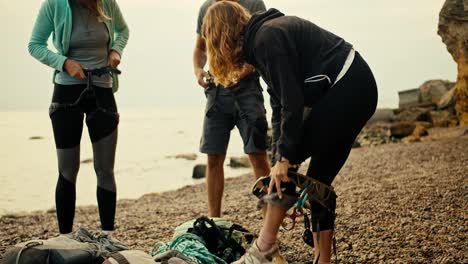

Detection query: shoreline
xmin=1 ymin=126 xmax=467 ymax=263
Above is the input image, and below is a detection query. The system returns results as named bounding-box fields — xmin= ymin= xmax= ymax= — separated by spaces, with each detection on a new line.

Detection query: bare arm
xmin=193 ymin=35 xmax=210 ymax=88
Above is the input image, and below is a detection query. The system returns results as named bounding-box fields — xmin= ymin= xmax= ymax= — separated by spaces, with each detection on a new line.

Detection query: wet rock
xmin=438 ymin=0 xmax=468 ymax=125
xmin=192 ymin=164 xmax=206 ymax=179
xmin=390 ymin=122 xmax=416 ymax=138
xmin=229 ymin=156 xmax=251 ymax=168
xmin=419 ymin=80 xmax=454 ymax=105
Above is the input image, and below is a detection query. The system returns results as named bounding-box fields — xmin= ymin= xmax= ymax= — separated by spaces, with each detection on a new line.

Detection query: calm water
xmin=0 ymin=108 xmax=250 ymax=215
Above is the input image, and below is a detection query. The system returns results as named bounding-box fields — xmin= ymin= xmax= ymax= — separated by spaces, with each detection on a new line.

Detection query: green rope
xmin=150 ymin=233 xmax=227 ymax=264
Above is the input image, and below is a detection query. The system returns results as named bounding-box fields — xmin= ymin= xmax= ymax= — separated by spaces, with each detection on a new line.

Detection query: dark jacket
xmin=243 ymin=8 xmax=353 ymax=163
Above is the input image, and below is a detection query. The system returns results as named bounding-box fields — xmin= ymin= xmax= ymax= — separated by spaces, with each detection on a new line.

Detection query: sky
xmin=0 ymin=0 xmax=457 ymax=111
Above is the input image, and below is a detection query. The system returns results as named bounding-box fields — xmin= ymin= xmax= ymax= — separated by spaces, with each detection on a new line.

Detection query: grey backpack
xmin=2 ymin=235 xmax=104 ymax=264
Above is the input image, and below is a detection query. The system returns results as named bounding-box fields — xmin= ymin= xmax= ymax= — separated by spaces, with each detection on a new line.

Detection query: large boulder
xmin=419 ymin=80 xmax=454 ymax=105
xmin=394 ymin=107 xmax=433 ymax=123
xmin=438 ymin=0 xmax=468 ymax=125
xmin=437 ymin=87 xmax=457 ymax=109
xmin=430 ymin=110 xmax=459 ymax=127
xmin=390 ymin=122 xmax=416 ymax=138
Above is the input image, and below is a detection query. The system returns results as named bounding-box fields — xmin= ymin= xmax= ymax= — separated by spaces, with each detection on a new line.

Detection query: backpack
xmin=187 ymin=217 xmax=253 ymax=263
xmin=2 ymin=235 xmax=104 ymax=264
xmin=104 ymin=250 xmax=195 ymax=264
xmin=2 ymin=228 xmax=126 ymax=264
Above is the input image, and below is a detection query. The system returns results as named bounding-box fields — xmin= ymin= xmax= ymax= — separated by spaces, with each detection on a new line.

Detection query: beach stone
xmin=174 ymin=153 xmax=198 ymax=161
xmin=390 ymin=122 xmax=416 ymax=138
xmin=438 ymin=0 xmax=468 ymax=125
xmin=419 ymin=80 xmax=454 ymax=105
xmin=192 ymin=164 xmax=206 ymax=179
xmin=229 ymin=156 xmax=251 ymax=168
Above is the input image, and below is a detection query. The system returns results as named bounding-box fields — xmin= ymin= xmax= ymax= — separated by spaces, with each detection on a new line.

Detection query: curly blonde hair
xmin=202 ymin=1 xmax=251 ymax=87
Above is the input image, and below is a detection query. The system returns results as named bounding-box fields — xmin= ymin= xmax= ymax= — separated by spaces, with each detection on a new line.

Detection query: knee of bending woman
xmin=95 ymin=168 xmax=116 ymax=192
xmin=310 ymin=202 xmax=336 ymax=231
xmin=311 ymin=212 xmax=335 ymax=232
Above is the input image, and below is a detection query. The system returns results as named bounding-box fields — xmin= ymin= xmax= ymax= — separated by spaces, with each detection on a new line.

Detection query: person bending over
xmin=202 ymin=2 xmax=378 ymax=263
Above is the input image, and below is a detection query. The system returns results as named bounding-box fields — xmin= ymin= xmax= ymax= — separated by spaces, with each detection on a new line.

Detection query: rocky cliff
xmin=438 ymin=0 xmax=468 ymax=125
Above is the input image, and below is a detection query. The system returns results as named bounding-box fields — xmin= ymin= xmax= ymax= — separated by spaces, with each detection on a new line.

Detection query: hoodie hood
xmin=243 ymin=8 xmax=284 ymax=65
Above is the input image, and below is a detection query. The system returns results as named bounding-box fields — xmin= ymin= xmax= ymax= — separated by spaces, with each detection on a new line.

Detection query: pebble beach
xmin=1 ymin=126 xmax=467 ymax=263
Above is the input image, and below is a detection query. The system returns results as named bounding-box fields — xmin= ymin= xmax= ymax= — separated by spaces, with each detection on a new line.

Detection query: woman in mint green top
xmin=29 ymin=0 xmax=129 ymax=90
xmin=29 ymin=0 xmax=129 ymax=246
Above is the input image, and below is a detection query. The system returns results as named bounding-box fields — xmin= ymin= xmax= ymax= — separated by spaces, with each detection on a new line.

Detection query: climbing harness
xmin=252 ymin=171 xmax=339 ymax=263
xmin=50 ymin=66 xmax=121 ymax=115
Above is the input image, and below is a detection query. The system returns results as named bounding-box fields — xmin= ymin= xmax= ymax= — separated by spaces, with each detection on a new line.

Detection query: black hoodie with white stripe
xmin=243 ymin=8 xmax=353 ymax=163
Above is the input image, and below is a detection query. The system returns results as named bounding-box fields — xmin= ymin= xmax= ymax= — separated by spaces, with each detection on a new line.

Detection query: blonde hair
xmin=78 ymin=0 xmax=110 ymax=20
xmin=202 ymin=1 xmax=251 ymax=86
xmin=96 ymin=0 xmax=110 ymax=20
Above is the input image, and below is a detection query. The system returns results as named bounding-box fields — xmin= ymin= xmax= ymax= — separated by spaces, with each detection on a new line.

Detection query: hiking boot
xmin=95 ymin=232 xmax=129 ymax=252
xmin=232 ymin=240 xmax=288 ymax=264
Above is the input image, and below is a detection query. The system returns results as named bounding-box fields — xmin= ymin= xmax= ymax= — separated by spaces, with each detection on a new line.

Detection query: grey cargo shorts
xmin=200 ymin=75 xmax=268 ymax=155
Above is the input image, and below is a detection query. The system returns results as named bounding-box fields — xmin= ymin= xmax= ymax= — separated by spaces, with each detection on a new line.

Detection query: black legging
xmin=50 ymin=84 xmax=119 ymax=234
xmin=300 ymin=52 xmax=378 ymax=231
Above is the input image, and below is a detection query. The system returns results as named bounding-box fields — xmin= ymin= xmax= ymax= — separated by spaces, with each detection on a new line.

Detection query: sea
xmin=0 ymin=108 xmax=251 ymax=215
